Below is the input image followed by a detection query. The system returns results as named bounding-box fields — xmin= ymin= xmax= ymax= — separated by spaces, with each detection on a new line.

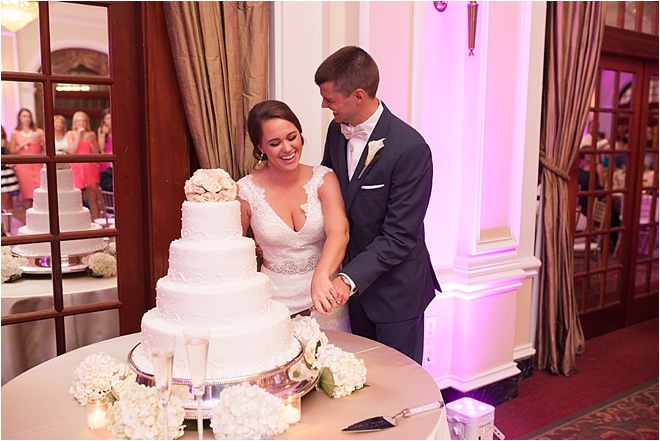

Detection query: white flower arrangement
xmin=69 ymin=352 xmax=136 ymax=405
xmin=210 ymin=384 xmax=289 ymax=440
xmin=1 ymin=246 xmax=28 ymax=283
xmin=84 ymin=252 xmax=117 ymax=278
xmin=291 ymin=315 xmax=329 ymax=366
xmin=184 ymin=168 xmax=237 ymax=203
xmin=105 ymin=241 xmax=116 ymax=256
xmin=106 ymin=383 xmax=187 ymax=440
xmin=290 ymin=316 xmax=367 ymax=398
xmin=313 ymin=343 xmax=368 ymax=398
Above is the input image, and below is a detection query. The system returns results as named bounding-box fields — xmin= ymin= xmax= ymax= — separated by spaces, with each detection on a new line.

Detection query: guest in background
xmin=314 ymin=46 xmax=440 ymax=364
xmin=54 ymin=115 xmax=69 ymax=153
xmin=1 ymin=126 xmax=20 ymax=214
xmin=100 ymin=166 xmax=113 ymax=192
xmin=237 ymin=100 xmax=350 ymax=332
xmin=66 ymin=111 xmax=100 ymax=219
xmin=8 ymin=108 xmax=44 ymax=213
xmin=97 ymin=108 xmax=112 ymax=173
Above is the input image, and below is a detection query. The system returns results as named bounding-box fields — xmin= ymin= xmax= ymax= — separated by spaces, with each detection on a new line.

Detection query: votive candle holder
xmin=86 ymin=396 xmax=109 ymax=431
xmin=282 ymin=394 xmax=301 ymax=425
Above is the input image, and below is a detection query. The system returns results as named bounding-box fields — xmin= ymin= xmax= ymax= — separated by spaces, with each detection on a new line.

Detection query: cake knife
xmin=342 ymin=400 xmax=445 ymax=432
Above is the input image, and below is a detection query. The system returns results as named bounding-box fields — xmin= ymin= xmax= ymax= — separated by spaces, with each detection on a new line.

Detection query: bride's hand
xmin=311 ymin=274 xmax=338 ymax=315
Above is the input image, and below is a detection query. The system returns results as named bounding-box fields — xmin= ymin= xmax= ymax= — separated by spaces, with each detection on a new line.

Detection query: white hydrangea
xmin=84 ymin=252 xmax=117 ymax=277
xmin=313 ymin=344 xmax=367 ymax=398
xmin=1 ymin=248 xmax=27 ymax=283
xmin=105 ymin=241 xmax=116 ymax=256
xmin=106 ymin=383 xmax=186 ymax=440
xmin=290 ymin=316 xmax=329 ymax=365
xmin=69 ymin=352 xmax=136 ymax=405
xmin=210 ymin=384 xmax=288 ymax=440
xmin=185 ymin=169 xmax=237 ymax=203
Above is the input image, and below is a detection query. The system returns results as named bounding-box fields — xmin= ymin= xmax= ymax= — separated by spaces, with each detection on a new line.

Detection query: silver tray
xmin=17 ymin=254 xmax=89 ymax=274
xmin=127 ymin=342 xmax=320 ymax=419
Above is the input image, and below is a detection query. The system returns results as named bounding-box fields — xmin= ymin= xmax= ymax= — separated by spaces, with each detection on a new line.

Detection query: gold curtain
xmin=163 ymin=1 xmax=269 ymax=180
xmin=535 ymin=2 xmax=605 ymax=376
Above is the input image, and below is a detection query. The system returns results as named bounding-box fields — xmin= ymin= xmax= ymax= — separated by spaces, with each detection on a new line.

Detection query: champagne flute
xmin=149 ymin=335 xmax=176 ymax=440
xmin=184 ymin=328 xmax=210 ymax=440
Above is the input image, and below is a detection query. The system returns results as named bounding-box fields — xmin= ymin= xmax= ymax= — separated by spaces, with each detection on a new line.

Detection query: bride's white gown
xmin=237 ymin=165 xmax=351 ymax=332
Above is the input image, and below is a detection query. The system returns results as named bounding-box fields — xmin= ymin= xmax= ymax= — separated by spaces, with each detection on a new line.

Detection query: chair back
xmin=592 ymin=200 xmax=607 ymax=231
xmin=94 ymin=184 xmax=115 ymax=228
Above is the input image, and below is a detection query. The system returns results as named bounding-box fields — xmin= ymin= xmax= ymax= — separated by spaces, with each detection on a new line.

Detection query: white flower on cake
xmin=313 ymin=343 xmax=368 ymax=398
xmin=210 ymin=384 xmax=289 ymax=440
xmin=69 ymin=352 xmax=136 ymax=405
xmin=106 ymin=383 xmax=187 ymax=440
xmin=184 ymin=168 xmax=237 ymax=202
xmin=83 ymin=252 xmax=117 ymax=278
xmin=1 ymin=246 xmax=28 ymax=283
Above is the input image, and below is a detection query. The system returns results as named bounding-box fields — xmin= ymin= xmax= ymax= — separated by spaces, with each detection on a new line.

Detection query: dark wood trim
xmin=601 ymin=26 xmax=659 ymax=61
xmin=110 ymin=1 xmax=149 ymax=334
xmin=142 ymin=1 xmax=193 ymax=311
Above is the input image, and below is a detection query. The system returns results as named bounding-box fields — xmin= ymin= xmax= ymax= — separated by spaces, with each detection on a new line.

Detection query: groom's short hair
xmin=314 ymin=46 xmax=379 ymax=98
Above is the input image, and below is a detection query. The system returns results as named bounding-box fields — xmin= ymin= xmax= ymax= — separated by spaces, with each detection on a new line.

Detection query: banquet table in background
xmin=1 ymin=331 xmax=451 ymax=440
xmin=1 ymin=273 xmax=119 ymax=385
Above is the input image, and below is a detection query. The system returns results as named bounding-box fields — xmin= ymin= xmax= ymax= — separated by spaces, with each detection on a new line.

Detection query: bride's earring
xmin=257 ymin=152 xmax=265 ymax=167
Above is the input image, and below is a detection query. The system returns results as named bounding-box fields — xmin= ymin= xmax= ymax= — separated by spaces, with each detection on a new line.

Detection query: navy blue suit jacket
xmin=321 ymin=104 xmax=440 ymax=323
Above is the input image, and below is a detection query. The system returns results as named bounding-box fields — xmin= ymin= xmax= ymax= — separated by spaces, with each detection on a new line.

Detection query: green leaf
xmin=318 ymin=367 xmax=335 ymax=397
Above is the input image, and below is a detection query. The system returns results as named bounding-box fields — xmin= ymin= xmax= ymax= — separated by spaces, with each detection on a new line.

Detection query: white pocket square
xmin=361 ymin=184 xmax=385 ymax=190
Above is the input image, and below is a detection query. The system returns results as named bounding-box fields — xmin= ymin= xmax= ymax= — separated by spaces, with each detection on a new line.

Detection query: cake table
xmin=1 ymin=331 xmax=450 ymax=440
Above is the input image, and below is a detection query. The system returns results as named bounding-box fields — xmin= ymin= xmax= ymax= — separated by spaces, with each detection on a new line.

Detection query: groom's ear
xmin=353 ymin=89 xmax=367 ymax=103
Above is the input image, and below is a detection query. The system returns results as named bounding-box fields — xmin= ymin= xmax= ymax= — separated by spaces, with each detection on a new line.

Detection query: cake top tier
xmin=184 ymin=168 xmax=237 ymax=203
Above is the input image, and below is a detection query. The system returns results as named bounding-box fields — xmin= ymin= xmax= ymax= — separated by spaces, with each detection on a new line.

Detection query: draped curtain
xmin=535 ymin=2 xmax=605 ymax=376
xmin=163 ymin=1 xmax=269 ymax=179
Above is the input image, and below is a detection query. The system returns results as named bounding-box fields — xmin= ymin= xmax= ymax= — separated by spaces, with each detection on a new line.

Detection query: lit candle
xmin=86 ymin=396 xmax=109 ymax=431
xmin=282 ymin=395 xmax=301 ymax=425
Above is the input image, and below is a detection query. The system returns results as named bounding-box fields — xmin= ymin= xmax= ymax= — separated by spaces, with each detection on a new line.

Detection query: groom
xmin=315 ymin=46 xmax=440 ymax=364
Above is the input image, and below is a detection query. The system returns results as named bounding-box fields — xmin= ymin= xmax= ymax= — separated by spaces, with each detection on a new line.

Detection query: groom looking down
xmin=315 ymin=46 xmax=440 ymax=365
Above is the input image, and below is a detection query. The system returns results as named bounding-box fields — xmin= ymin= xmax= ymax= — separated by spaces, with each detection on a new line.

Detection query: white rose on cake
xmin=185 ymin=169 xmax=237 ymax=203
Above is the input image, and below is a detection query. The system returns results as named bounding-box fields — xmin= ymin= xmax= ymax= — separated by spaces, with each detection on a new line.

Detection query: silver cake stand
xmin=13 ymin=240 xmax=108 ymax=275
xmin=127 ymin=341 xmax=320 ymax=419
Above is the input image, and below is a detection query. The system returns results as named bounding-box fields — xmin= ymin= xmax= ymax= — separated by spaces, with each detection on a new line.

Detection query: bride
xmin=237 ymin=100 xmax=351 ymax=332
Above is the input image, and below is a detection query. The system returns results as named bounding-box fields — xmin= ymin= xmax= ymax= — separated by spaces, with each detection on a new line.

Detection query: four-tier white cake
xmin=131 ymin=170 xmax=300 ymax=380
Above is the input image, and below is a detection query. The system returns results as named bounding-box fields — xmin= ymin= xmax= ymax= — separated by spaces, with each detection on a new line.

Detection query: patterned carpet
xmin=521 ymin=380 xmax=659 ymax=440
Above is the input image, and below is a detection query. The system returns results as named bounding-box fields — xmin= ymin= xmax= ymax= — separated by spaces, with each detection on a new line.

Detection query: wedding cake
xmin=13 ymin=165 xmax=106 ymax=257
xmin=131 ymin=169 xmax=300 ymax=380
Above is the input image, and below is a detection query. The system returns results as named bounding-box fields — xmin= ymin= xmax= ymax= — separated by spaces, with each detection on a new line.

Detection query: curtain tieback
xmin=539 ymin=155 xmax=570 ymax=181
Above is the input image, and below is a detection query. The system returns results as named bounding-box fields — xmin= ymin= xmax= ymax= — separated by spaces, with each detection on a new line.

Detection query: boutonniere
xmin=357 ymin=138 xmax=385 ymax=179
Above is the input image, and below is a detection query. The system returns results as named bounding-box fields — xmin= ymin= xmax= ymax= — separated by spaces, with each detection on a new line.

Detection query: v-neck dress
xmin=237 ymin=165 xmax=350 ymax=332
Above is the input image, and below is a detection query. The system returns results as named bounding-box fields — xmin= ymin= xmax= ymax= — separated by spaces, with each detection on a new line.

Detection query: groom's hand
xmin=330 ymin=277 xmax=351 ymax=306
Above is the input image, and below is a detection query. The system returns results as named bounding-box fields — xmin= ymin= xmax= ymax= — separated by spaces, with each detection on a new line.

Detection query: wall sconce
xmin=433 ymin=1 xmax=448 ymax=12
xmin=433 ymin=1 xmax=479 ymax=56
xmin=468 ymin=1 xmax=478 ymax=56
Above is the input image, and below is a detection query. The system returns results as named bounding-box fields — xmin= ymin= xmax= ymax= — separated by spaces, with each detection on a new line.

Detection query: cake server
xmin=342 ymin=400 xmax=445 ymax=432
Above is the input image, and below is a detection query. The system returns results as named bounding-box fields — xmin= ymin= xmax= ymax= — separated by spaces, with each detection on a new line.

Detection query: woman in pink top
xmin=66 ymin=111 xmax=100 ymax=219
xmin=8 ymin=108 xmax=45 ymax=212
xmin=97 ymin=108 xmax=112 ymax=173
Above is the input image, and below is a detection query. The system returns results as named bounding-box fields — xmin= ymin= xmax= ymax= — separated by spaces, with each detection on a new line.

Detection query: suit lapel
xmin=344 ymin=105 xmax=392 ymax=211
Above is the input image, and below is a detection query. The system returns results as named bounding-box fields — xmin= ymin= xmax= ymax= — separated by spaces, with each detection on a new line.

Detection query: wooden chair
xmin=93 ymin=184 xmax=115 ymax=228
xmin=574 ymin=199 xmax=608 ymax=264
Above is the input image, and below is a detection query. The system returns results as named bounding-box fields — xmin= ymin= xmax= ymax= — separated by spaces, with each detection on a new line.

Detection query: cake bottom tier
xmin=13 ymin=225 xmax=106 ymax=257
xmin=134 ymin=302 xmax=301 ymax=379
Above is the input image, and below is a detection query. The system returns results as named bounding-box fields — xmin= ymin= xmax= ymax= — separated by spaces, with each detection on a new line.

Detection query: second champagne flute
xmin=184 ymin=327 xmax=210 ymax=440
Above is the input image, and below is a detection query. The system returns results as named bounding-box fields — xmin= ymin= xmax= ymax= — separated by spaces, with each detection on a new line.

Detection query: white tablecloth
xmin=1 ymin=331 xmax=450 ymax=440
xmin=1 ymin=273 xmax=119 ymax=385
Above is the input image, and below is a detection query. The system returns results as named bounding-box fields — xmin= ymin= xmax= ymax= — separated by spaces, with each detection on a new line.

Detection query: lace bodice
xmin=237 ymin=165 xmax=350 ymax=332
xmin=238 ymin=166 xmax=329 ymax=274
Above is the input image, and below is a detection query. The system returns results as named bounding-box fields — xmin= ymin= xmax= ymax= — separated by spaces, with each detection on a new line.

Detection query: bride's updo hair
xmin=247 ymin=100 xmax=305 ymax=162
